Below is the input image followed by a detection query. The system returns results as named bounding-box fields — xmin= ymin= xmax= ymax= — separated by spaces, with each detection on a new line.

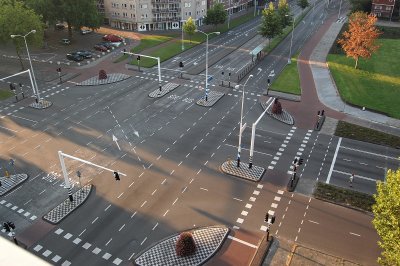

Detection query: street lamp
xmin=286 ymin=14 xmax=295 ymax=64
xmin=195 ymin=29 xmax=220 ymax=101
xmin=181 ymin=8 xmax=185 ymax=51
xmin=235 ymin=74 xmax=253 ymax=167
xmin=10 ymin=30 xmax=41 ymax=102
xmin=338 ymin=0 xmax=342 ymax=20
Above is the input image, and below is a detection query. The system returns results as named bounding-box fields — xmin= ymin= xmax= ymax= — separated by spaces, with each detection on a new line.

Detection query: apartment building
xmin=101 ymin=0 xmax=251 ymax=32
xmin=371 ymin=0 xmax=396 ymax=19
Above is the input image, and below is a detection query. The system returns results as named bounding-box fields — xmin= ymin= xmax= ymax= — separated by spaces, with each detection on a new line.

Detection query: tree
xmin=372 ymin=168 xmax=400 ymax=265
xmin=176 ymin=232 xmax=196 ymax=257
xmin=0 ymin=0 xmax=44 ymax=70
xmin=349 ymin=0 xmax=372 ymax=13
xmin=337 ymin=12 xmax=381 ymax=69
xmin=297 ymin=0 xmax=309 ymax=11
xmin=278 ymin=0 xmax=291 ymax=28
xmin=183 ymin=17 xmax=196 ymax=44
xmin=204 ymin=3 xmax=227 ymax=28
xmin=259 ymin=2 xmax=282 ymax=46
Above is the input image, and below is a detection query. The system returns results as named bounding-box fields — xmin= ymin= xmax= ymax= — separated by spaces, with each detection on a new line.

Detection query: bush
xmin=271 ymin=98 xmax=282 ymax=114
xmin=99 ymin=69 xmax=107 ymax=80
xmin=176 ymin=232 xmax=196 ymax=257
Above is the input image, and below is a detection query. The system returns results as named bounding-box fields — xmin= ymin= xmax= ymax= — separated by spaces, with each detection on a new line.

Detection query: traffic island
xmin=0 ymin=174 xmax=29 ymax=196
xmin=250 ymin=235 xmax=274 ymax=266
xmin=148 ymin=83 xmax=180 ymax=98
xmin=196 ymin=91 xmax=225 ymax=107
xmin=133 ymin=226 xmax=229 ymax=266
xmin=43 ymin=184 xmax=92 ymax=224
xmin=221 ymin=160 xmax=265 ymax=182
xmin=261 ymin=100 xmax=294 ymax=125
xmin=29 ymin=100 xmax=52 ymax=109
xmin=77 ymin=73 xmax=130 ymax=86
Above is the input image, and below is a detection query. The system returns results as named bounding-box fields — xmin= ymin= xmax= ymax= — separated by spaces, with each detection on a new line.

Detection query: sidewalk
xmin=308 ymin=19 xmax=400 ymax=135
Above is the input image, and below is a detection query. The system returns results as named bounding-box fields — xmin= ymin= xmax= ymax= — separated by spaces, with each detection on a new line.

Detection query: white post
xmin=288 ymin=16 xmax=294 ymax=64
xmin=338 ymin=0 xmax=342 ymax=19
xmin=58 ymin=151 xmax=73 ymax=202
xmin=235 ymin=75 xmax=253 ymax=167
xmin=248 ymin=98 xmax=274 ymax=168
xmin=23 ymin=32 xmax=40 ymax=102
xmin=205 ymin=34 xmax=209 ymax=101
xmin=228 ymin=0 xmax=231 ymax=29
xmin=181 ymin=13 xmax=185 ymax=51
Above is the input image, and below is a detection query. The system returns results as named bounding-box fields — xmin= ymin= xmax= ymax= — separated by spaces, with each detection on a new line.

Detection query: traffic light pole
xmin=58 ymin=151 xmax=127 ymax=201
xmin=248 ymin=97 xmax=275 ymax=168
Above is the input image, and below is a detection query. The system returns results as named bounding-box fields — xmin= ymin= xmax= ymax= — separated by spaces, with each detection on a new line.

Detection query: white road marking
xmin=326 ymin=137 xmax=342 ymax=184
xmin=350 ymin=232 xmax=361 ymax=237
xmin=227 ymin=236 xmax=257 ymax=249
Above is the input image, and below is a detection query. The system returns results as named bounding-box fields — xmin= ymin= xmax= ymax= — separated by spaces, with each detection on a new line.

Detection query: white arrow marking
xmin=112 ymin=134 xmax=121 ymax=150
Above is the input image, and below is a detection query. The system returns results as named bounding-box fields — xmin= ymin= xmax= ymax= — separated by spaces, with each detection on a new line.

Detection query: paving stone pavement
xmin=196 ymin=91 xmax=225 ymax=107
xmin=0 ymin=174 xmax=28 ymax=196
xmin=43 ymin=184 xmax=92 ymax=224
xmin=148 ymin=82 xmax=180 ymax=98
xmin=261 ymin=100 xmax=294 ymax=125
xmin=221 ymin=160 xmax=265 ymax=182
xmin=134 ymin=226 xmax=229 ymax=266
xmin=77 ymin=73 xmax=130 ymax=86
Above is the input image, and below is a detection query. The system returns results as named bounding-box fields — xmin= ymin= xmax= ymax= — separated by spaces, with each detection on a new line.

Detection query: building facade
xmin=371 ymin=0 xmax=396 ymax=19
xmin=101 ymin=0 xmax=251 ymax=32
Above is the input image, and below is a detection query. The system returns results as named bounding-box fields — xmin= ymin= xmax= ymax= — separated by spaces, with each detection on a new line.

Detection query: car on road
xmin=81 ymin=29 xmax=93 ymax=35
xmin=75 ymin=50 xmax=92 ymax=59
xmin=61 ymin=38 xmax=71 ymax=45
xmin=94 ymin=44 xmax=108 ymax=52
xmin=56 ymin=23 xmax=65 ymax=30
xmin=102 ymin=34 xmax=123 ymax=42
xmin=66 ymin=53 xmax=84 ymax=62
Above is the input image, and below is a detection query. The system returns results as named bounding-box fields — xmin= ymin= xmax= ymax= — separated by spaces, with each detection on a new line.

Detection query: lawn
xmin=270 ymin=54 xmax=301 ymax=95
xmin=0 ymin=89 xmax=14 ymax=100
xmin=327 ymin=38 xmax=400 ymax=118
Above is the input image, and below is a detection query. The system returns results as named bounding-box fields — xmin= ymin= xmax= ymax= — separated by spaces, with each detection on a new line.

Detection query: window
xmin=202 ymin=1 xmax=206 ymax=5
xmin=386 ymin=6 xmax=392 ymax=10
xmin=141 ymin=4 xmax=147 ymax=9
xmin=375 ymin=5 xmax=382 ymax=10
xmin=188 ymin=11 xmax=192 ymax=16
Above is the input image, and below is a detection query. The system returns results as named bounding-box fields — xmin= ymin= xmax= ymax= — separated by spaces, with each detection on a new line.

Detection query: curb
xmin=250 ymin=235 xmax=274 ymax=266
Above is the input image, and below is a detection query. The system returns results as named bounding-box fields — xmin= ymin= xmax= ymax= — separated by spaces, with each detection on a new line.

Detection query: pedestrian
xmin=349 ymin=173 xmax=354 ymax=187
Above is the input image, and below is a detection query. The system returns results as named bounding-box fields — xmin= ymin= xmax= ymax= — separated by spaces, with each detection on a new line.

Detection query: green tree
xmin=259 ymin=2 xmax=282 ymax=46
xmin=297 ymin=0 xmax=309 ymax=11
xmin=183 ymin=17 xmax=196 ymax=43
xmin=23 ymin=0 xmax=59 ymax=25
xmin=0 ymin=0 xmax=44 ymax=70
xmin=372 ymin=168 xmax=400 ymax=265
xmin=278 ymin=0 xmax=291 ymax=27
xmin=204 ymin=3 xmax=227 ymax=28
xmin=349 ymin=0 xmax=372 ymax=13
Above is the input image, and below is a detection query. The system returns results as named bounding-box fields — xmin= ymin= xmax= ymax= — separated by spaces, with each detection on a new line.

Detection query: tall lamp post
xmin=195 ymin=29 xmax=220 ymax=101
xmin=10 ymin=30 xmax=41 ymax=102
xmin=286 ymin=14 xmax=295 ymax=64
xmin=235 ymin=74 xmax=253 ymax=167
xmin=181 ymin=7 xmax=185 ymax=51
xmin=338 ymin=0 xmax=342 ymax=19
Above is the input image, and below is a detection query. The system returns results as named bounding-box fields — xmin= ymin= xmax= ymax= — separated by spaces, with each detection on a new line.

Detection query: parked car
xmin=102 ymin=34 xmax=123 ymax=42
xmin=98 ymin=42 xmax=113 ymax=49
xmin=66 ymin=53 xmax=84 ymax=62
xmin=81 ymin=29 xmax=93 ymax=35
xmin=61 ymin=38 xmax=70 ymax=45
xmin=75 ymin=50 xmax=92 ymax=59
xmin=56 ymin=23 xmax=65 ymax=30
xmin=94 ymin=44 xmax=107 ymax=52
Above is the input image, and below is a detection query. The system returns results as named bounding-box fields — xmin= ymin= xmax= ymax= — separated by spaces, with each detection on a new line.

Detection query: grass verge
xmin=0 ymin=89 xmax=14 ymax=100
xmin=313 ymin=182 xmax=375 ymax=212
xmin=335 ymin=121 xmax=400 ymax=149
xmin=328 ymin=38 xmax=400 ymax=118
xmin=270 ymin=54 xmax=301 ymax=95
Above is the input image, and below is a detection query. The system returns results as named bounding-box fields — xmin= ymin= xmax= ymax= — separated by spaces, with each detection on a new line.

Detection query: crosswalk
xmin=0 ymin=174 xmax=28 ymax=196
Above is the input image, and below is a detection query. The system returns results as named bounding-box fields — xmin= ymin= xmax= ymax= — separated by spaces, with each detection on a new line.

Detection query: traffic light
xmin=221 ymin=71 xmax=224 ymax=75
xmin=267 ymin=78 xmax=270 ymax=84
xmin=114 ymin=171 xmax=120 ymax=181
xmin=57 ymin=67 xmax=61 ymax=73
xmin=270 ymin=215 xmax=275 ymax=224
xmin=321 ymin=110 xmax=325 ymax=116
xmin=8 ymin=221 xmax=15 ymax=230
xmin=137 ymin=56 xmax=141 ymax=61
xmin=293 ymin=158 xmax=297 ymax=165
xmin=3 ymin=222 xmax=10 ymax=232
xmin=298 ymin=158 xmax=304 ymax=165
xmin=179 ymin=61 xmax=184 ymax=68
xmin=264 ymin=213 xmax=269 ymax=222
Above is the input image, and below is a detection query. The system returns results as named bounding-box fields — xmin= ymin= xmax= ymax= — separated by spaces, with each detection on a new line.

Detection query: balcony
xmin=152 ymin=17 xmax=181 ymax=22
xmin=151 ymin=0 xmax=180 ymax=4
xmin=152 ymin=8 xmax=181 ymax=13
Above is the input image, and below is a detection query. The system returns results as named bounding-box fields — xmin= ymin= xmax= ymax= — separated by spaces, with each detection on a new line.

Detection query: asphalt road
xmin=0 ymin=1 xmax=393 ymax=265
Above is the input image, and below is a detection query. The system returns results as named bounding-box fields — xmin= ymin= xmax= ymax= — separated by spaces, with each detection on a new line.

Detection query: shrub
xmin=176 ymin=232 xmax=196 ymax=257
xmin=271 ymin=98 xmax=282 ymax=114
xmin=99 ymin=69 xmax=107 ymax=80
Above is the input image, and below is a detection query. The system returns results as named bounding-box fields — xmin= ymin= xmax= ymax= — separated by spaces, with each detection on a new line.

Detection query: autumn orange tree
xmin=338 ymin=12 xmax=381 ymax=69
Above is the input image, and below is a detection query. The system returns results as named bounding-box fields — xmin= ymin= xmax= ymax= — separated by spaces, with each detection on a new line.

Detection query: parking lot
xmin=0 ymin=26 xmax=131 ymax=66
